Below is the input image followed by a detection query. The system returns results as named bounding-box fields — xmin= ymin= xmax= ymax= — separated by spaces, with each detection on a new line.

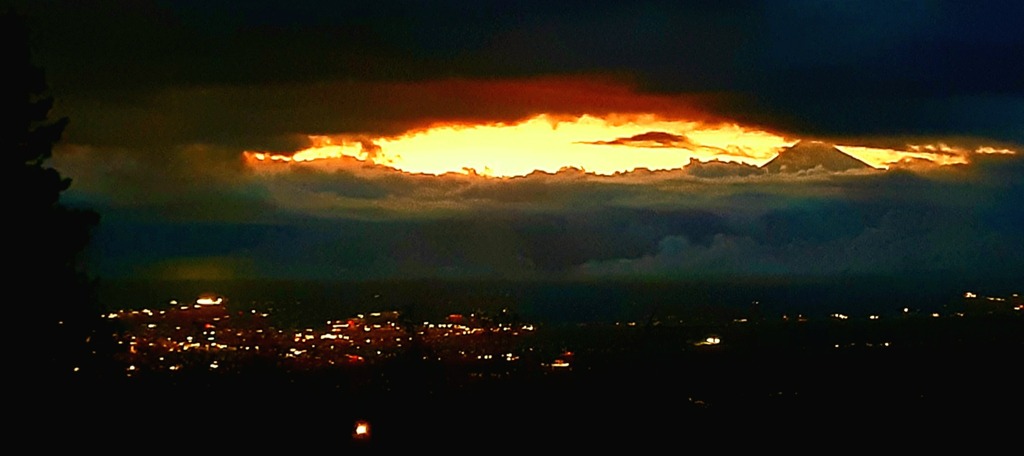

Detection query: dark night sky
xmin=7 ymin=1 xmax=1023 ymax=298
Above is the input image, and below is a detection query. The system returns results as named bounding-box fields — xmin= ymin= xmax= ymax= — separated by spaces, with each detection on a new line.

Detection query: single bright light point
xmin=696 ymin=336 xmax=721 ymax=346
xmin=196 ymin=296 xmax=223 ymax=306
xmin=353 ymin=420 xmax=371 ymax=440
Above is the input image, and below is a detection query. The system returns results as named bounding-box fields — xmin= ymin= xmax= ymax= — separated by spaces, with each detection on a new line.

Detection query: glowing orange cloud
xmin=241 ymin=78 xmax=1015 ymax=177
xmin=245 ymin=117 xmax=1020 ymax=176
xmin=836 ymin=145 xmax=970 ymax=169
xmin=974 ymin=146 xmax=1016 ymax=155
xmin=838 ymin=143 xmax=1018 ymax=169
xmin=246 ymin=114 xmax=797 ymax=177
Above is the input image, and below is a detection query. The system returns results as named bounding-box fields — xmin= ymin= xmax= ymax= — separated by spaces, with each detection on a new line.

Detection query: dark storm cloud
xmin=699 ymin=2 xmax=1024 ymax=144
xmin=9 ymin=0 xmax=1021 ymax=286
xmin=54 ymin=77 xmax=709 ymax=150
xmin=80 ymin=153 xmax=1023 ymax=286
xmin=683 ymin=158 xmax=763 ymax=178
xmin=89 ymin=204 xmax=738 ymax=281
xmin=15 ymin=1 xmax=1022 ymax=145
xmin=578 ymin=154 xmax=1024 ymax=287
xmin=13 ymin=1 xmax=760 ymax=90
xmin=52 ymin=141 xmax=276 ymax=223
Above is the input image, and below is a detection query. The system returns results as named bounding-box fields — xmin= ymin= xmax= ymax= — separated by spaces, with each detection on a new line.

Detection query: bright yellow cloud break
xmin=245 ymin=113 xmax=1011 ymax=176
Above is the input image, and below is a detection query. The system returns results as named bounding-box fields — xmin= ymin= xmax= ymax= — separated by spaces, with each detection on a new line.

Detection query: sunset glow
xmin=19 ymin=3 xmax=1024 ymax=444
xmin=835 ymin=145 xmax=971 ymax=168
xmin=245 ymin=114 xmax=1013 ymax=177
xmin=245 ymin=114 xmax=797 ymax=176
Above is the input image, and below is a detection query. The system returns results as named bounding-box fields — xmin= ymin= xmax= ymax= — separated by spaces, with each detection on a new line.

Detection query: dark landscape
xmin=40 ymin=280 xmax=1023 ymax=450
xmin=8 ymin=2 xmax=1023 ymax=451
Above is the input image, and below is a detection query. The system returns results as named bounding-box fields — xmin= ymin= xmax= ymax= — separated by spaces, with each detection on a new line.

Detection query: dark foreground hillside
xmin=29 ymin=310 xmax=1023 ymax=452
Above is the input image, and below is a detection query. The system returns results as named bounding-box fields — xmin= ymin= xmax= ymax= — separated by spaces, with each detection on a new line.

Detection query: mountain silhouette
xmin=761 ymin=141 xmax=878 ymax=173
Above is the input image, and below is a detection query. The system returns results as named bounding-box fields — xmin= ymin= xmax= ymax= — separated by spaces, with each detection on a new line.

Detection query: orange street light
xmin=353 ymin=420 xmax=371 ymax=441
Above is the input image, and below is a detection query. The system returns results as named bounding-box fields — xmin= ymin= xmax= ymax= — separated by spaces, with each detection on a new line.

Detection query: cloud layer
xmin=7 ymin=1 xmax=1020 ymax=293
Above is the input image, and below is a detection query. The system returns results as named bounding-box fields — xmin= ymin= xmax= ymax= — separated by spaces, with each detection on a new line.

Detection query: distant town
xmin=49 ymin=288 xmax=1023 ymax=449
xmin=106 ymin=295 xmax=547 ymax=377
xmin=103 ymin=290 xmax=1021 ymax=379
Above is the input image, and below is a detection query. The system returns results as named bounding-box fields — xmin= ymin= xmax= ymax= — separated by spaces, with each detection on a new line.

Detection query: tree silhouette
xmin=3 ymin=9 xmax=105 ymax=382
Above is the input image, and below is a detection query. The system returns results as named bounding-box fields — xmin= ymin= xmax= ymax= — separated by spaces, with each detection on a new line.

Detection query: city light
xmin=353 ymin=420 xmax=371 ymax=441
